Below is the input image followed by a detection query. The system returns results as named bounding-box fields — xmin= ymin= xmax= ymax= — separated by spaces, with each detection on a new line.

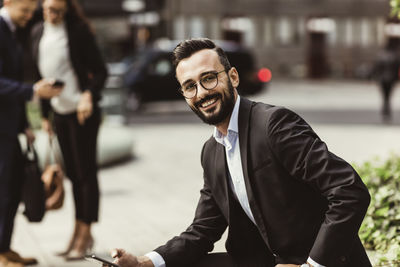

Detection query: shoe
xmin=56 ymin=220 xmax=82 ymax=257
xmin=65 ymin=236 xmax=93 ymax=261
xmin=0 ymin=250 xmax=37 ymax=266
xmin=65 ymin=222 xmax=94 ymax=261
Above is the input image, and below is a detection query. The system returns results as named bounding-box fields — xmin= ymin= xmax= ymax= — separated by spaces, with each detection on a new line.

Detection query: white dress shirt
xmin=147 ymin=96 xmax=325 ymax=267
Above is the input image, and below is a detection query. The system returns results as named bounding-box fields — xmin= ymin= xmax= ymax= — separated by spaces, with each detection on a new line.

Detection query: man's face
xmin=42 ymin=0 xmax=67 ymax=25
xmin=5 ymin=0 xmax=37 ymax=28
xmin=176 ymin=49 xmax=239 ymax=126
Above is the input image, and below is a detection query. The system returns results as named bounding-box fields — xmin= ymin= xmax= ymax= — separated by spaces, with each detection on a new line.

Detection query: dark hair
xmin=172 ymin=38 xmax=231 ymax=71
xmin=43 ymin=0 xmax=92 ymax=32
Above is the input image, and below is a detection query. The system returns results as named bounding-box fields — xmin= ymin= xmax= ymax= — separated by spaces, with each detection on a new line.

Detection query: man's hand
xmin=24 ymin=128 xmax=35 ymax=146
xmin=102 ymin=249 xmax=154 ymax=267
xmin=34 ymin=78 xmax=62 ymax=99
xmin=77 ymin=91 xmax=93 ymax=125
xmin=41 ymin=119 xmax=53 ymax=136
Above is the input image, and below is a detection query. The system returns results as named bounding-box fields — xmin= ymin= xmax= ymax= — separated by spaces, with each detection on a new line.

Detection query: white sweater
xmin=38 ymin=21 xmax=81 ymax=114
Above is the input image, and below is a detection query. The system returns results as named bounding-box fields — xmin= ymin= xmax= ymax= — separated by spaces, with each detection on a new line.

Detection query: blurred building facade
xmin=0 ymin=0 xmax=395 ymax=79
xmin=76 ymin=0 xmax=396 ymax=79
xmin=162 ymin=0 xmax=392 ymax=79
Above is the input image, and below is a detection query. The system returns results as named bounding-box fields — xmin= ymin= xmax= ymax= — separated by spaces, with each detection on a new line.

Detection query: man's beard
xmin=190 ymin=79 xmax=236 ymax=126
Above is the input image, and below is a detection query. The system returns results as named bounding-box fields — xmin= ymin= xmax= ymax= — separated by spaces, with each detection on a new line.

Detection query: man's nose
xmin=24 ymin=11 xmax=33 ymax=21
xmin=196 ymin=83 xmax=210 ymax=98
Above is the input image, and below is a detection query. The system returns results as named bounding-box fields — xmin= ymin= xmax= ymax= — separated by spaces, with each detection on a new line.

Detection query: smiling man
xmin=106 ymin=38 xmax=372 ymax=267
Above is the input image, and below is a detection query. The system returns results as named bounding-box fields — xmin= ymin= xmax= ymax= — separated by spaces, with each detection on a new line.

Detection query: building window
xmin=173 ymin=16 xmax=186 ymax=40
xmin=344 ymin=18 xmax=354 ymax=47
xmin=190 ymin=17 xmax=205 ymax=38
xmin=360 ymin=18 xmax=372 ymax=47
xmin=263 ymin=18 xmax=273 ymax=47
xmin=209 ymin=16 xmax=221 ymax=40
xmin=377 ymin=17 xmax=386 ymax=47
xmin=296 ymin=16 xmax=307 ymax=46
xmin=277 ymin=16 xmax=293 ymax=46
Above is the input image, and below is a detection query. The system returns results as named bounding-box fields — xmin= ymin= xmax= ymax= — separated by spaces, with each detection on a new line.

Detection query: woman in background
xmin=31 ymin=0 xmax=107 ymax=260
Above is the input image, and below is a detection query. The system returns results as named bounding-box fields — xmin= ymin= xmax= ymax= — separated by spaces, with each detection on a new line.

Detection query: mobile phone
xmin=53 ymin=80 xmax=65 ymax=87
xmin=85 ymin=254 xmax=120 ymax=267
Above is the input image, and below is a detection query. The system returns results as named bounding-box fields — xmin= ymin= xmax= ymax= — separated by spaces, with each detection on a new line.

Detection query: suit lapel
xmin=214 ymin=142 xmax=230 ymax=222
xmin=238 ymin=99 xmax=266 ymax=225
xmin=238 ymin=98 xmax=256 ymax=208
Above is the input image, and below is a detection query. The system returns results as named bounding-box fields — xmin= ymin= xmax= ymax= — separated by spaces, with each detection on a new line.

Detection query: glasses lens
xmin=200 ymin=73 xmax=218 ymax=90
xmin=181 ymin=83 xmax=197 ymax=98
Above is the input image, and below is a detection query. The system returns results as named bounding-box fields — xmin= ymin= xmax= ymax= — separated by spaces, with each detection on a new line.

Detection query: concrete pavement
xmin=12 ymin=79 xmax=400 ymax=266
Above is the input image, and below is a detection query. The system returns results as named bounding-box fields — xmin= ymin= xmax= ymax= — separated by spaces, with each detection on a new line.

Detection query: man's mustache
xmin=195 ymin=93 xmax=221 ymax=108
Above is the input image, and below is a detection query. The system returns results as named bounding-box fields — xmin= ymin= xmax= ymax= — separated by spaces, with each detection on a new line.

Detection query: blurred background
xmin=20 ymin=0 xmax=393 ymax=79
xmin=20 ymin=0 xmax=395 ymax=78
xmin=2 ymin=0 xmax=400 ymax=266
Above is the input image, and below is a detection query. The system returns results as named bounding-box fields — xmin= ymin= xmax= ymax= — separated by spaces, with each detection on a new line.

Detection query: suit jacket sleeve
xmin=266 ymin=107 xmax=370 ymax=266
xmin=0 ymin=60 xmax=33 ymax=100
xmin=154 ymin=144 xmax=228 ymax=267
xmin=0 ymin=30 xmax=33 ymax=100
xmin=0 ymin=76 xmax=33 ymax=100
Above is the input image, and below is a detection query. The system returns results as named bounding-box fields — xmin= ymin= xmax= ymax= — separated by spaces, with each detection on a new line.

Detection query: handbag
xmin=41 ymin=135 xmax=65 ymax=210
xmin=21 ymin=142 xmax=46 ymax=222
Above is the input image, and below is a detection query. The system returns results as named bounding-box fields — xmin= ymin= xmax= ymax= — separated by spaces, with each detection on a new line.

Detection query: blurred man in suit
xmin=0 ymin=0 xmax=61 ymax=265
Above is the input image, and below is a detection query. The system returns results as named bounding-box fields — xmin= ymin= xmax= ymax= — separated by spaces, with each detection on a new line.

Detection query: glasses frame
xmin=45 ymin=6 xmax=67 ymax=17
xmin=179 ymin=70 xmax=226 ymax=99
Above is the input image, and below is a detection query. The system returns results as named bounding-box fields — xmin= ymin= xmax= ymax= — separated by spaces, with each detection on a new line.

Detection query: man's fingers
xmin=111 ymin=248 xmax=125 ymax=258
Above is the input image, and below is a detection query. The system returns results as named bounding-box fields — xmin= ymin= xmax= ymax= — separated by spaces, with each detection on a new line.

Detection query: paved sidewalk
xmin=12 ymin=79 xmax=400 ymax=266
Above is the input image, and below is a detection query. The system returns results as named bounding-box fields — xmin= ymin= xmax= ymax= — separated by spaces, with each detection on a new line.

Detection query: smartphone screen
xmin=85 ymin=254 xmax=120 ymax=267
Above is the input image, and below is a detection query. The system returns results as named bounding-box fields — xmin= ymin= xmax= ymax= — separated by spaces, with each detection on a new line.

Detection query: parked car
xmin=110 ymin=40 xmax=270 ymax=111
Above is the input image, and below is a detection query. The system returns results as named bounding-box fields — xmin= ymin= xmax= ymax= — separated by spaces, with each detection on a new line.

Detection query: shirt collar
xmin=213 ymin=95 xmax=241 ymax=143
xmin=0 ymin=8 xmax=17 ymax=33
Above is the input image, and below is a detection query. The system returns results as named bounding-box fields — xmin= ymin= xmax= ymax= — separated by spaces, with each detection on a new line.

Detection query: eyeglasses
xmin=46 ymin=7 xmax=66 ymax=16
xmin=179 ymin=70 xmax=225 ymax=99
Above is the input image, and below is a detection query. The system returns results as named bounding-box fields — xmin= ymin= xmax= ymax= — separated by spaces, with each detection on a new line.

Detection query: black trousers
xmin=53 ymin=109 xmax=100 ymax=224
xmin=0 ymin=137 xmax=24 ymax=252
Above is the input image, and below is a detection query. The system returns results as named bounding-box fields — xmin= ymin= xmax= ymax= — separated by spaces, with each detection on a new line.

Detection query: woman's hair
xmin=44 ymin=0 xmax=92 ymax=31
xmin=172 ymin=38 xmax=231 ymax=71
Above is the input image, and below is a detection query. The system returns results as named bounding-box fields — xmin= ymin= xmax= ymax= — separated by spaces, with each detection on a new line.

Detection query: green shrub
xmin=391 ymin=0 xmax=400 ymax=18
xmin=355 ymin=154 xmax=400 ymax=265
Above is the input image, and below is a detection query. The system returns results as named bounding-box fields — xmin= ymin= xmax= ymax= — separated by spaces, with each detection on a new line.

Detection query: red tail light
xmin=257 ymin=68 xmax=272 ymax=83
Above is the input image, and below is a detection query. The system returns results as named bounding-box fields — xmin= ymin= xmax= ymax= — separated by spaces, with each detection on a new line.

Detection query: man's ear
xmin=229 ymin=67 xmax=240 ymax=88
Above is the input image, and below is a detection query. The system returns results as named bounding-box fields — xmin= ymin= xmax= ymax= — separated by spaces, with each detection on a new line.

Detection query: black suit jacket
xmin=155 ymin=98 xmax=371 ymax=267
xmin=0 ymin=16 xmax=32 ymax=138
xmin=30 ymin=20 xmax=107 ymax=118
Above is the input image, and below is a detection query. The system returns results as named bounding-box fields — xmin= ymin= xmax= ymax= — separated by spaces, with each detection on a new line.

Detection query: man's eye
xmin=184 ymin=83 xmax=196 ymax=91
xmin=202 ymin=75 xmax=216 ymax=83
